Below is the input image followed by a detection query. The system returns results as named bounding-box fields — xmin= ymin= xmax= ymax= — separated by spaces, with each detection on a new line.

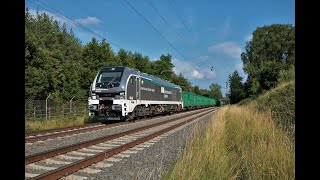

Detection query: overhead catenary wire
xmin=27 ymin=0 xmax=122 ymax=48
xmin=145 ymin=0 xmax=215 ymax=75
xmin=144 ymin=0 xmax=216 ymax=80
xmin=27 ymin=0 xmax=204 ymax=76
xmin=122 ymin=0 xmax=201 ymax=73
xmin=167 ymin=0 xmax=191 ymax=33
xmin=144 ymin=0 xmax=183 ymax=41
xmin=145 ymin=0 xmax=207 ymax=66
xmin=26 ymin=0 xmax=223 ymax=91
xmin=165 ymin=0 xmax=218 ymax=81
xmin=166 ymin=0 xmax=210 ymax=60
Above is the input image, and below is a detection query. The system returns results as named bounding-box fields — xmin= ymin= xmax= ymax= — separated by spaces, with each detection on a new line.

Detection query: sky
xmin=25 ymin=0 xmax=295 ymax=96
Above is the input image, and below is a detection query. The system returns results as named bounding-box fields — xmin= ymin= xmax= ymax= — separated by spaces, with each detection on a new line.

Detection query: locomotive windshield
xmin=96 ymin=71 xmax=123 ymax=88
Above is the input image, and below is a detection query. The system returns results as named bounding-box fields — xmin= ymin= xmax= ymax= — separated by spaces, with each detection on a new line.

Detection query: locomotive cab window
xmin=96 ymin=70 xmax=123 ymax=88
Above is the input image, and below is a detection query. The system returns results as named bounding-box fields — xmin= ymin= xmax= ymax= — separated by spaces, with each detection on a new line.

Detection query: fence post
xmin=33 ymin=107 xmax=36 ymax=118
xmin=70 ymin=96 xmax=75 ymax=113
xmin=46 ymin=94 xmax=51 ymax=120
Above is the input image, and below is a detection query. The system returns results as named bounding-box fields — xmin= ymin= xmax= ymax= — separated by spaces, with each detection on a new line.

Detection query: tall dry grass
xmin=25 ymin=115 xmax=87 ymax=133
xmin=162 ymin=106 xmax=295 ymax=180
xmin=243 ymin=81 xmax=295 ymax=138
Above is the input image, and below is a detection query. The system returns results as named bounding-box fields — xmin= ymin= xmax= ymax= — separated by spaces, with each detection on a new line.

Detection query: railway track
xmin=25 ymin=108 xmax=212 ymax=143
xmin=25 ymin=107 xmax=218 ymax=179
xmin=25 ymin=123 xmax=104 ymax=143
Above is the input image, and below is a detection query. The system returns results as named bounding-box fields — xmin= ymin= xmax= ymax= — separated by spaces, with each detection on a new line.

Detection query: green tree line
xmin=25 ymin=9 xmax=222 ymax=101
xmin=228 ymin=24 xmax=295 ymax=104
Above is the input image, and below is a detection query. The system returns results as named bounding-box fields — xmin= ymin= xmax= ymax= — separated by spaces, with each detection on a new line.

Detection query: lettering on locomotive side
xmin=164 ymin=90 xmax=172 ymax=94
xmin=140 ymin=86 xmax=155 ymax=92
xmin=160 ymin=87 xmax=173 ymax=94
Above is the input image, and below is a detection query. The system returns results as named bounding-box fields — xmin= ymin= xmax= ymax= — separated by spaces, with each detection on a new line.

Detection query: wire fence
xmin=25 ymin=97 xmax=88 ymax=121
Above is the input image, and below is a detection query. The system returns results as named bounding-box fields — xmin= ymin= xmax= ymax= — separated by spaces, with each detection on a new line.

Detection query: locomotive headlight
xmin=112 ymin=104 xmax=122 ymax=111
xmin=92 ymin=95 xmax=99 ymax=100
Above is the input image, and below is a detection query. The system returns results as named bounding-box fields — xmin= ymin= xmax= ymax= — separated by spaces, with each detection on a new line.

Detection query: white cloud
xmin=172 ymin=59 xmax=216 ymax=80
xmin=27 ymin=9 xmax=103 ymax=45
xmin=208 ymin=42 xmax=242 ymax=59
xmin=27 ymin=9 xmax=102 ymax=26
xmin=75 ymin=16 xmax=102 ymax=25
xmin=191 ymin=69 xmax=204 ymax=79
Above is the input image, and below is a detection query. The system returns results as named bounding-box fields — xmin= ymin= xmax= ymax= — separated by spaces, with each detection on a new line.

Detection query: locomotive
xmin=88 ymin=66 xmax=183 ymax=122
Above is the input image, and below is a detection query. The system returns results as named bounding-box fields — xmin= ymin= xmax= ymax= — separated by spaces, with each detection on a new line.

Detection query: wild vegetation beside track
xmin=238 ymin=80 xmax=295 ymax=138
xmin=25 ymin=115 xmax=97 ymax=133
xmin=163 ymin=81 xmax=295 ymax=180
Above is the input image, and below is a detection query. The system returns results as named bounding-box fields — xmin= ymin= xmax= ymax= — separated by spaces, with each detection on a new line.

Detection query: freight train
xmin=88 ymin=66 xmax=217 ymax=123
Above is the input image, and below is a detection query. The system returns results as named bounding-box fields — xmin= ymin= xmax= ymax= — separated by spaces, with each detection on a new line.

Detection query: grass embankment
xmin=240 ymin=80 xmax=295 ymax=137
xmin=25 ymin=115 xmax=97 ymax=133
xmin=163 ymin=81 xmax=295 ymax=180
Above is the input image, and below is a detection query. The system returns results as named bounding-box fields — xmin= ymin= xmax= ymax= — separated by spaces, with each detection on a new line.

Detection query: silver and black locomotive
xmin=88 ymin=66 xmax=183 ymax=122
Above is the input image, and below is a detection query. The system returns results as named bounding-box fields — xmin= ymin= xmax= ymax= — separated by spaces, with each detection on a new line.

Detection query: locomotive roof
xmin=139 ymin=72 xmax=181 ymax=90
xmin=100 ymin=66 xmax=181 ymax=90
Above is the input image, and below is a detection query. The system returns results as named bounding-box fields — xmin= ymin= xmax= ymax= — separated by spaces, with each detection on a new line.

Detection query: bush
xmin=278 ymin=66 xmax=295 ymax=83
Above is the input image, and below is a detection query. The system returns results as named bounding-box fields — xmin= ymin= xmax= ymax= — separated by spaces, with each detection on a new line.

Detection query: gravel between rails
xmin=66 ymin=109 xmax=218 ymax=180
xmin=25 ymin=108 xmax=213 ymax=156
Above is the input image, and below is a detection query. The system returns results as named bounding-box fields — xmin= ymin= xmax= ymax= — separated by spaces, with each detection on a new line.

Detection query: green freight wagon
xmin=182 ymin=91 xmax=216 ymax=109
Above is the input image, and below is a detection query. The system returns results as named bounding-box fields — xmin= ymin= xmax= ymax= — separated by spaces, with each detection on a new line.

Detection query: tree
xmin=80 ymin=38 xmax=120 ymax=95
xmin=25 ymin=9 xmax=84 ymax=100
xmin=199 ymin=88 xmax=210 ymax=97
xmin=241 ymin=24 xmax=295 ymax=94
xmin=256 ymin=60 xmax=286 ymax=90
xmin=193 ymin=86 xmax=200 ymax=95
xmin=228 ymin=71 xmax=246 ymax=104
xmin=209 ymin=83 xmax=222 ymax=100
xmin=171 ymin=73 xmax=192 ymax=91
xmin=117 ymin=49 xmax=135 ymax=68
xmin=152 ymin=54 xmax=174 ymax=81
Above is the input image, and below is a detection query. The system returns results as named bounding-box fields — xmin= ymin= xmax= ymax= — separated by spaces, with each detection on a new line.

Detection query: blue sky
xmin=26 ymin=0 xmax=295 ymax=95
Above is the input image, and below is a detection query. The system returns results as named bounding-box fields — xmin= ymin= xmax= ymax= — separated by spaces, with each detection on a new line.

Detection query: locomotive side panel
xmin=139 ymin=78 xmax=181 ymax=102
xmin=139 ymin=78 xmax=156 ymax=100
